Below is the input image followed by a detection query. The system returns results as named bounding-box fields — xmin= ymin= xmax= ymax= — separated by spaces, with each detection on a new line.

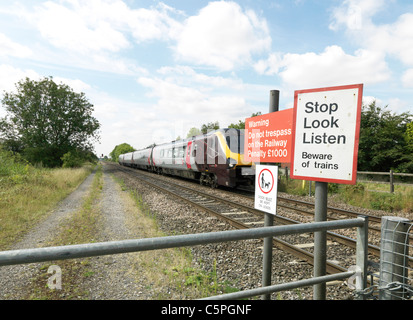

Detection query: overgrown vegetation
xmin=0 ymin=77 xmax=100 ymax=167
xmin=0 ymin=147 xmax=94 ymax=250
xmin=279 ymin=177 xmax=413 ymax=213
xmin=109 ymin=143 xmax=135 ymax=162
xmin=24 ymin=164 xmax=103 ymax=300
xmin=14 ymin=167 xmax=238 ymax=300
xmin=115 ymin=177 xmax=240 ymax=299
xmin=358 ymin=101 xmax=413 ymax=173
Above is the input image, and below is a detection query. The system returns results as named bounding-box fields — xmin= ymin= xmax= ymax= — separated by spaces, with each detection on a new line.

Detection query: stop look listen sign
xmin=290 ymin=84 xmax=363 ymax=185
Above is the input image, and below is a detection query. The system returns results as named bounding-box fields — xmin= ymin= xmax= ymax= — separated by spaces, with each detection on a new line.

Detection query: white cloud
xmin=387 ymin=97 xmax=409 ymax=113
xmin=136 ymin=67 xmax=251 ymax=139
xmin=53 ymin=77 xmax=91 ymax=93
xmin=0 ymin=64 xmax=40 ymax=94
xmin=0 ymin=33 xmax=32 ymax=58
xmin=126 ymin=2 xmax=184 ymax=42
xmin=156 ymin=65 xmax=244 ymax=89
xmin=24 ymin=0 xmax=183 ymax=55
xmin=330 ymin=0 xmax=413 ymax=67
xmin=402 ymin=68 xmax=413 ymax=87
xmin=362 ymin=95 xmax=382 ymax=106
xmin=8 ymin=1 xmax=271 ymax=73
xmin=255 ymin=46 xmax=390 ymax=89
xmin=32 ymin=0 xmax=130 ymax=54
xmin=174 ymin=1 xmax=271 ymax=70
xmin=366 ymin=13 xmax=413 ymax=67
xmin=329 ymin=0 xmax=387 ymax=31
xmin=253 ymin=52 xmax=282 ymax=75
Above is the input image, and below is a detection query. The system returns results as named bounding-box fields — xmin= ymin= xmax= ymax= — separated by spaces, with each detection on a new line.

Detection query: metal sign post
xmin=313 ymin=181 xmax=328 ymax=299
xmin=261 ymin=90 xmax=279 ymax=300
xmin=290 ymin=84 xmax=363 ymax=300
xmin=255 ymin=164 xmax=278 ymax=300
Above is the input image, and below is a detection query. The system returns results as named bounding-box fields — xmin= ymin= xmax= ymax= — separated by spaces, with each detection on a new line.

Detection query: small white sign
xmin=290 ymin=84 xmax=363 ymax=184
xmin=254 ymin=165 xmax=278 ymax=215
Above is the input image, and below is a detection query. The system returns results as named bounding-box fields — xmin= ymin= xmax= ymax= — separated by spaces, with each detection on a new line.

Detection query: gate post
xmin=261 ymin=90 xmax=280 ymax=300
xmin=313 ymin=181 xmax=328 ymax=300
xmin=355 ymin=216 xmax=369 ymax=300
xmin=379 ymin=216 xmax=410 ymax=300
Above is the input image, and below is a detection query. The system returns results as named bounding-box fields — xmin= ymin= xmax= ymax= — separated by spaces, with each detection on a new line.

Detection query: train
xmin=118 ymin=128 xmax=255 ymax=188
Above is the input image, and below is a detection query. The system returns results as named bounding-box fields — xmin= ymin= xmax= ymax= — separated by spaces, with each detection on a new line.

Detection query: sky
xmin=1 ymin=0 xmax=413 ymax=157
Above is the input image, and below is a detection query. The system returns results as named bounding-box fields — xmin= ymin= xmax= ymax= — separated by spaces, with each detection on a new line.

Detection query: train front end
xmin=212 ymin=129 xmax=255 ymax=188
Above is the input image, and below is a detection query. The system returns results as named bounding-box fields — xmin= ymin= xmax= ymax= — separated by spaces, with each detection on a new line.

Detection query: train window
xmin=225 ymin=129 xmax=244 ymax=153
xmin=160 ymin=150 xmax=164 ymax=157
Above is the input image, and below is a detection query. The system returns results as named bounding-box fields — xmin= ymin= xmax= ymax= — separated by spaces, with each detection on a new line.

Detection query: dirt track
xmin=0 ymin=164 xmax=160 ymax=299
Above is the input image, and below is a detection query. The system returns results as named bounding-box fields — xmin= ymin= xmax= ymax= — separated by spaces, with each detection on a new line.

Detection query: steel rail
xmin=113 ymin=164 xmax=348 ymax=273
xmin=276 ymin=196 xmax=382 ymax=224
xmin=113 ymin=164 xmax=413 ymax=269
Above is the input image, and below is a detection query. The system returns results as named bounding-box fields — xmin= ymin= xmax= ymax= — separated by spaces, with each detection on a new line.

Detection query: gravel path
xmin=80 ymin=167 xmax=151 ymax=299
xmin=0 ymin=170 xmax=96 ymax=299
xmin=0 ymin=164 xmax=159 ymax=300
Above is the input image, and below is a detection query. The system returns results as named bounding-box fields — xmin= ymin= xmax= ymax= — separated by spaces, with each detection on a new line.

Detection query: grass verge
xmin=279 ymin=178 xmax=413 ymax=214
xmin=0 ymin=161 xmax=94 ymax=250
xmin=114 ymin=176 xmax=240 ymax=299
xmin=24 ymin=164 xmax=103 ymax=300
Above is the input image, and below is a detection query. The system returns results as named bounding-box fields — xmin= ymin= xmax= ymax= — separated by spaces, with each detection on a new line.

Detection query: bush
xmin=0 ymin=147 xmax=31 ymax=184
xmin=61 ymin=151 xmax=84 ymax=168
xmin=61 ymin=149 xmax=98 ymax=168
xmin=369 ymin=192 xmax=402 ymax=212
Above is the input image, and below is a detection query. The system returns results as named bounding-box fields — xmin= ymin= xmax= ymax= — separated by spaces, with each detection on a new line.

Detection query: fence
xmin=378 ymin=216 xmax=413 ymax=300
xmin=0 ymin=217 xmax=368 ymax=300
xmin=357 ymin=170 xmax=413 ymax=192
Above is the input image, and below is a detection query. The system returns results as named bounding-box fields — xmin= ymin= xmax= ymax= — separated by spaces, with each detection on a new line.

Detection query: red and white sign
xmin=254 ymin=165 xmax=278 ymax=215
xmin=290 ymin=84 xmax=363 ymax=184
xmin=244 ymin=108 xmax=293 ymax=163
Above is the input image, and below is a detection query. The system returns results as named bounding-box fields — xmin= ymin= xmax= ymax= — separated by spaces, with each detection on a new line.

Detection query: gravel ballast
xmin=2 ymin=162 xmax=395 ymax=300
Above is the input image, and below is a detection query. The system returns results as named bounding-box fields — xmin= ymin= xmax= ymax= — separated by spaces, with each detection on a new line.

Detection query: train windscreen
xmin=224 ymin=129 xmax=245 ymax=154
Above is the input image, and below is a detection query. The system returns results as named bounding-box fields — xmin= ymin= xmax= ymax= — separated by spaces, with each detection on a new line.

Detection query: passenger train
xmin=118 ymin=129 xmax=255 ymax=188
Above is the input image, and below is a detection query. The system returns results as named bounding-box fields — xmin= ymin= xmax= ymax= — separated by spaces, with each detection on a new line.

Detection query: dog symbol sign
xmin=255 ymin=165 xmax=278 ymax=215
xmin=259 ymin=169 xmax=274 ymax=194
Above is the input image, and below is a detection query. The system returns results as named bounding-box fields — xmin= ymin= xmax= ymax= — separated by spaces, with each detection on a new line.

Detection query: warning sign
xmin=244 ymin=108 xmax=293 ymax=163
xmin=254 ymin=165 xmax=278 ymax=215
xmin=290 ymin=84 xmax=363 ymax=184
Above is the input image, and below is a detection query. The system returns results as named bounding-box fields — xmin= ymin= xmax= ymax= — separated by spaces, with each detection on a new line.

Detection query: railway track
xmin=112 ymin=163 xmax=399 ymax=275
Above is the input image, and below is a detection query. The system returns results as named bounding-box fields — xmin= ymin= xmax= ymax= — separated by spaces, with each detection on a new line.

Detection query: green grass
xmin=113 ymin=174 xmax=241 ymax=299
xmin=24 ymin=164 xmax=103 ymax=300
xmin=280 ymin=177 xmax=413 ymax=213
xmin=0 ymin=148 xmax=95 ymax=250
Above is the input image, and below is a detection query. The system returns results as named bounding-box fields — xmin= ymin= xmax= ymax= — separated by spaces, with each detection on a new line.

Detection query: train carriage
xmin=132 ymin=148 xmax=153 ymax=170
xmin=152 ymin=138 xmax=199 ymax=180
xmin=119 ymin=128 xmax=255 ymax=188
xmin=119 ymin=152 xmax=133 ymax=167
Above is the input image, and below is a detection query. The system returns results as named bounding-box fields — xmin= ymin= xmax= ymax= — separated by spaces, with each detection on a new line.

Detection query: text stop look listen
xmin=290 ymin=84 xmax=363 ymax=185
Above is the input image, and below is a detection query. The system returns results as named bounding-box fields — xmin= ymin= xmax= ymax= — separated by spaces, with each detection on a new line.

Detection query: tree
xmin=186 ymin=127 xmax=202 ymax=138
xmin=358 ymin=101 xmax=412 ymax=172
xmin=201 ymin=121 xmax=220 ymax=134
xmin=0 ymin=77 xmax=100 ymax=167
xmin=406 ymin=122 xmax=413 ymax=151
xmin=228 ymin=119 xmax=245 ymax=130
xmin=228 ymin=112 xmax=262 ymax=129
xmin=109 ymin=143 xmax=135 ymax=162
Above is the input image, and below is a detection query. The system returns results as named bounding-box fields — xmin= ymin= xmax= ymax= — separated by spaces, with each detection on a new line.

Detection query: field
xmin=279 ymin=177 xmax=413 ymax=214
